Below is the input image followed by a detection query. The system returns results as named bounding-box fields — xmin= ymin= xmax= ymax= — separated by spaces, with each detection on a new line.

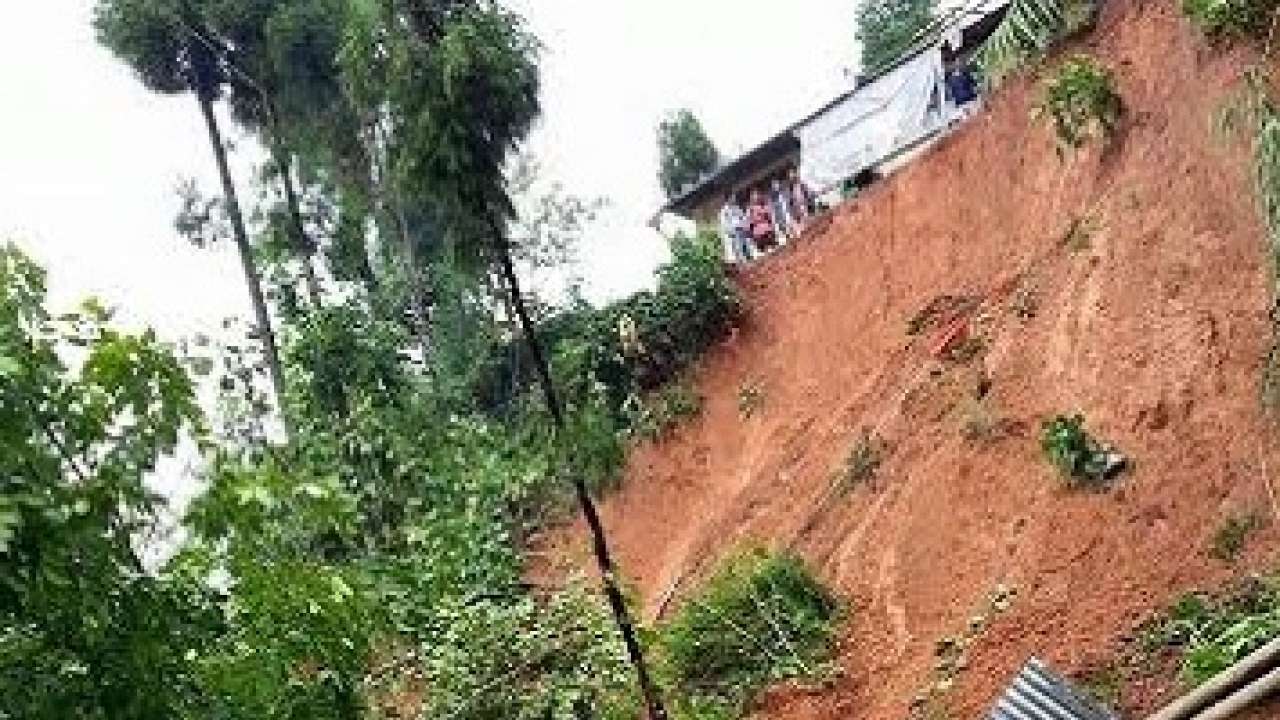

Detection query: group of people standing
xmin=719 ymin=167 xmax=816 ymax=265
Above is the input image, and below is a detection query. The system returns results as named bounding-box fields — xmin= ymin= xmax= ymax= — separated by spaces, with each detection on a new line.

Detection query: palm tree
xmin=94 ymin=0 xmax=288 ymax=421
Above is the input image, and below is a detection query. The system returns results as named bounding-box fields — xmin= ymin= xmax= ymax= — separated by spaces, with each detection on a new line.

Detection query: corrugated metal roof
xmin=988 ymin=658 xmax=1119 ymax=720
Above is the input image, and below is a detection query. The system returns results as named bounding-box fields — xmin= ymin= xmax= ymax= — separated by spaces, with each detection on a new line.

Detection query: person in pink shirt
xmin=748 ymin=189 xmax=777 ymax=252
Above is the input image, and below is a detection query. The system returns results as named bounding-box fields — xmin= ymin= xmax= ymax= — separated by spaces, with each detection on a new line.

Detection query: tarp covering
xmin=796 ymin=49 xmax=948 ymax=194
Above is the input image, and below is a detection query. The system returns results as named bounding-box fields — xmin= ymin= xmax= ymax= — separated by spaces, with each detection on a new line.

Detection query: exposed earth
xmin=535 ymin=2 xmax=1280 ymax=717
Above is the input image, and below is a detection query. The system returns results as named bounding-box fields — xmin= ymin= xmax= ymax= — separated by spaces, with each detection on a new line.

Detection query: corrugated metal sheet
xmin=988 ymin=657 xmax=1119 ymax=720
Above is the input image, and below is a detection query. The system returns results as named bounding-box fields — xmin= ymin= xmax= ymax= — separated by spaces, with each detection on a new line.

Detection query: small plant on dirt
xmin=661 ymin=549 xmax=841 ymax=718
xmin=1040 ymin=414 xmax=1128 ymax=486
xmin=1182 ymin=0 xmax=1280 ymax=38
xmin=1032 ymin=55 xmax=1123 ymax=157
xmin=837 ymin=430 xmax=883 ymax=492
xmin=1060 ymin=211 xmax=1100 ymax=252
xmin=737 ymin=381 xmax=765 ymax=419
xmin=1209 ymin=512 xmax=1265 ymax=562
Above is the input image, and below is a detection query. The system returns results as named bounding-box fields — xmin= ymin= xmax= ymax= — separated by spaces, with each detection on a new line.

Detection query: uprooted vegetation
xmin=624 ymin=379 xmax=703 ymax=440
xmin=1040 ymin=413 xmax=1128 ymax=487
xmin=661 ymin=550 xmax=842 ymax=719
xmin=1033 ymin=54 xmax=1124 ymax=156
xmin=1211 ymin=70 xmax=1280 ymax=407
xmin=738 ymin=381 xmax=766 ymax=419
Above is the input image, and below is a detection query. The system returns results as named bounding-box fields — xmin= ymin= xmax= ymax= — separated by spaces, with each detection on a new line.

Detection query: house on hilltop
xmin=658 ymin=0 xmax=1009 ymax=227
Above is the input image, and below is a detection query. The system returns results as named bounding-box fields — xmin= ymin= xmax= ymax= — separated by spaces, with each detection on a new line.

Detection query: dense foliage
xmin=7 ymin=0 xmax=783 ymax=716
xmin=1 ymin=219 xmax=742 ymax=717
xmin=661 ymin=550 xmax=841 ymax=719
xmin=657 ymin=110 xmax=722 ymax=200
xmin=1 ymin=1 xmax=758 ymax=718
xmin=481 ymin=229 xmax=741 ymax=426
xmin=0 ymin=244 xmax=210 ymax=719
xmin=855 ymin=0 xmax=937 ymax=74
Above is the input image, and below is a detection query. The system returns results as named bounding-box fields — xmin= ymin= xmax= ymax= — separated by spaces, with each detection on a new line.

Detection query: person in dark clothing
xmin=945 ymin=61 xmax=980 ymax=116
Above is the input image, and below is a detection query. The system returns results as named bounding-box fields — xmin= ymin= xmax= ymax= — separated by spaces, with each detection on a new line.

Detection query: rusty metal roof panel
xmin=988 ymin=658 xmax=1118 ymax=720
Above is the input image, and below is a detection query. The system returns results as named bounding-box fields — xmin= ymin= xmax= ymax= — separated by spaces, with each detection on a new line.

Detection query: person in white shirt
xmin=719 ymin=196 xmax=754 ymax=264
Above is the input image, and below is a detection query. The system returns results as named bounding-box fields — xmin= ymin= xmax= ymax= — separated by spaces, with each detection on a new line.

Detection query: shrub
xmin=1033 ymin=55 xmax=1123 ymax=156
xmin=417 ymin=586 xmax=640 ymax=720
xmin=1040 ymin=414 xmax=1126 ymax=486
xmin=662 ymin=550 xmax=840 ymax=716
xmin=623 ymin=380 xmax=703 ymax=440
xmin=1182 ymin=0 xmax=1280 ymax=38
xmin=478 ymin=229 xmax=741 ymax=430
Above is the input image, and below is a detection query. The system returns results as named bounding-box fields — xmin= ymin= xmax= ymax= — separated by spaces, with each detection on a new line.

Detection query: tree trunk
xmin=488 ymin=222 xmax=669 ymax=720
xmin=196 ymin=93 xmax=289 ymax=427
xmin=266 ymin=107 xmax=323 ymax=308
xmin=276 ymin=149 xmax=324 ymax=308
xmin=392 ymin=198 xmax=433 ymax=353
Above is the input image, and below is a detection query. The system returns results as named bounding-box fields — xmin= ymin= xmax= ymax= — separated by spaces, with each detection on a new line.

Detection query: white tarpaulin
xmin=797 ymin=48 xmax=948 ymax=194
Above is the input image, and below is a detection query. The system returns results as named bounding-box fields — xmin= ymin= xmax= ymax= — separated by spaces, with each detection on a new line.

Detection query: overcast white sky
xmin=1 ymin=1 xmax=860 ymax=334
xmin=0 ymin=2 xmax=862 ymax=529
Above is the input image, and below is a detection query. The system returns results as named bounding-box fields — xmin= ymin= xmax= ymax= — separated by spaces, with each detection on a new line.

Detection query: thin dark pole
xmin=195 ymin=86 xmax=289 ymax=433
xmin=489 ymin=223 xmax=669 ymax=720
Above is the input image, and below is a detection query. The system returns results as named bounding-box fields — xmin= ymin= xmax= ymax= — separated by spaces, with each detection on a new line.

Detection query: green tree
xmin=657 ymin=109 xmax=720 ymax=200
xmin=0 ymin=244 xmax=214 ymax=719
xmin=202 ymin=0 xmax=368 ymax=308
xmin=855 ymin=0 xmax=937 ymax=73
xmin=338 ymin=3 xmax=671 ymax=716
xmin=93 ymin=0 xmax=290 ymax=420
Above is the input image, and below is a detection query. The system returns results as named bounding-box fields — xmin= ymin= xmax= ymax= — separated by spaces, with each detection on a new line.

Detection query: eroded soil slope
xmin=539 ymin=2 xmax=1280 ymax=717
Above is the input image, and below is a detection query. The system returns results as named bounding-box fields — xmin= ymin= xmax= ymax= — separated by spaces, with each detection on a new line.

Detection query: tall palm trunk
xmin=487 ymin=221 xmax=669 ymax=720
xmin=196 ymin=92 xmax=288 ymax=425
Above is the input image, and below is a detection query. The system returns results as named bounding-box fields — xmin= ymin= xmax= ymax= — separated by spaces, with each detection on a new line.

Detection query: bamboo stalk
xmin=1190 ymin=665 xmax=1280 ymax=720
xmin=1145 ymin=637 xmax=1280 ymax=720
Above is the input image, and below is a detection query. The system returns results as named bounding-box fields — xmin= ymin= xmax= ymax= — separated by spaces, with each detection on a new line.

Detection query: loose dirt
xmin=536 ymin=1 xmax=1280 ymax=717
